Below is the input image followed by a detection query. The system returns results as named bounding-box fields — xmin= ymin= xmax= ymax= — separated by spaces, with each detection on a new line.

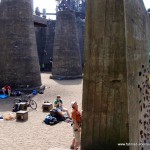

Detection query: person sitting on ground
xmin=54 ymin=95 xmax=70 ymax=118
xmin=2 ymin=85 xmax=11 ymax=96
xmin=70 ymin=101 xmax=82 ymax=150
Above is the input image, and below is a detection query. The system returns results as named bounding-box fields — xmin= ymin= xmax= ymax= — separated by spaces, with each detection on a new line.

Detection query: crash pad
xmin=0 ymin=94 xmax=9 ymax=99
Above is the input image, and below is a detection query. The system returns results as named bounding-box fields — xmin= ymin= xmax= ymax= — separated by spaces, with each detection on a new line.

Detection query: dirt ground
xmin=0 ymin=73 xmax=83 ymax=150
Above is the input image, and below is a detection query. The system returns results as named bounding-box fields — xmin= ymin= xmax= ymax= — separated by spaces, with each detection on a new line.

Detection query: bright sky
xmin=33 ymin=0 xmax=57 ymax=19
xmin=143 ymin=0 xmax=150 ymax=9
xmin=33 ymin=0 xmax=150 ymax=20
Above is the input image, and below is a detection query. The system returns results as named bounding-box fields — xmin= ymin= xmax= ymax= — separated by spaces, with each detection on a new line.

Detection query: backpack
xmin=44 ymin=115 xmax=58 ymax=125
xmin=12 ymin=103 xmax=20 ymax=112
xmin=10 ymin=91 xmax=17 ymax=96
xmin=10 ymin=91 xmax=22 ymax=96
xmin=16 ymin=91 xmax=22 ymax=96
xmin=50 ymin=109 xmax=65 ymax=122
xmin=39 ymin=91 xmax=44 ymax=94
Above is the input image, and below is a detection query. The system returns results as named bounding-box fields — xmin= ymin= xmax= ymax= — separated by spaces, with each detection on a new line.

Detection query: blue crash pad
xmin=0 ymin=94 xmax=9 ymax=99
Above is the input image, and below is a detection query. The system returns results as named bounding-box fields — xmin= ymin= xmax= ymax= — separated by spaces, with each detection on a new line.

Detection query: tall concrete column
xmin=81 ymin=0 xmax=149 ymax=150
xmin=35 ymin=20 xmax=56 ymax=71
xmin=51 ymin=11 xmax=82 ymax=79
xmin=31 ymin=0 xmax=33 ymax=14
xmin=76 ymin=18 xmax=85 ymax=68
xmin=0 ymin=0 xmax=41 ymax=89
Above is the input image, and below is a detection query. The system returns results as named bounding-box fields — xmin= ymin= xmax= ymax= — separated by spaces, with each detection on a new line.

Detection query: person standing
xmin=70 ymin=101 xmax=82 ymax=150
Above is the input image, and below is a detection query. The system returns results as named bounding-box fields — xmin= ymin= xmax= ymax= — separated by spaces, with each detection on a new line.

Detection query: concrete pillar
xmin=35 ymin=20 xmax=56 ymax=71
xmin=81 ymin=0 xmax=149 ymax=150
xmin=0 ymin=0 xmax=41 ymax=89
xmin=51 ymin=11 xmax=82 ymax=79
xmin=35 ymin=27 xmax=47 ymax=70
xmin=76 ymin=17 xmax=85 ymax=68
xmin=31 ymin=0 xmax=33 ymax=14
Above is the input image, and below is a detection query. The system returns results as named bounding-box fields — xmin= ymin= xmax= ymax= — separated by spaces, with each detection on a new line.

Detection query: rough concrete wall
xmin=33 ymin=15 xmax=47 ymax=27
xmin=0 ymin=0 xmax=41 ymax=89
xmin=44 ymin=20 xmax=55 ymax=68
xmin=76 ymin=18 xmax=85 ymax=68
xmin=35 ymin=27 xmax=47 ymax=67
xmin=31 ymin=0 xmax=33 ymax=13
xmin=51 ymin=11 xmax=82 ymax=79
xmin=45 ymin=20 xmax=56 ymax=58
xmin=35 ymin=20 xmax=55 ymax=71
xmin=81 ymin=0 xmax=128 ymax=149
xmin=35 ymin=17 xmax=84 ymax=72
xmin=125 ymin=1 xmax=149 ymax=150
xmin=82 ymin=0 xmax=150 ymax=150
xmin=147 ymin=14 xmax=150 ymax=67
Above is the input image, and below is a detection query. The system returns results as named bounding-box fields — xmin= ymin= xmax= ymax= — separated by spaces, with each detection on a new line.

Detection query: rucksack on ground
xmin=10 ymin=91 xmax=22 ymax=96
xmin=12 ymin=103 xmax=20 ymax=112
xmin=44 ymin=115 xmax=58 ymax=125
xmin=50 ymin=109 xmax=65 ymax=121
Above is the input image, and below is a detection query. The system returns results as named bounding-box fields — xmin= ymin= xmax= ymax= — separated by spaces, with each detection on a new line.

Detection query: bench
xmin=42 ymin=103 xmax=53 ymax=112
xmin=16 ymin=111 xmax=28 ymax=121
xmin=19 ymin=102 xmax=27 ymax=110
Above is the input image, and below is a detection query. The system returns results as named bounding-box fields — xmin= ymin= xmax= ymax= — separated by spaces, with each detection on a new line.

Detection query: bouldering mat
xmin=0 ymin=94 xmax=8 ymax=99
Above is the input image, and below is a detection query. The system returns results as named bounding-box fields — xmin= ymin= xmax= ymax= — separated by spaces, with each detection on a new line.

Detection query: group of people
xmin=53 ymin=95 xmax=81 ymax=150
xmin=1 ymin=87 xmax=81 ymax=149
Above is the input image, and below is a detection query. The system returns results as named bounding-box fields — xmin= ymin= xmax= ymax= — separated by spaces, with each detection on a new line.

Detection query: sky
xmin=143 ymin=0 xmax=150 ymax=9
xmin=33 ymin=0 xmax=150 ymax=19
xmin=33 ymin=0 xmax=57 ymax=19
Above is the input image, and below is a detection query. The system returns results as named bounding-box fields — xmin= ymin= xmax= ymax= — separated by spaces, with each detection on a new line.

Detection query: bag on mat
xmin=50 ymin=109 xmax=65 ymax=121
xmin=44 ymin=115 xmax=58 ymax=125
xmin=10 ymin=91 xmax=22 ymax=96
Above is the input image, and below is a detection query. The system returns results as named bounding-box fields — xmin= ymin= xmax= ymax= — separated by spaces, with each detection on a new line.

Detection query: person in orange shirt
xmin=70 ymin=101 xmax=82 ymax=150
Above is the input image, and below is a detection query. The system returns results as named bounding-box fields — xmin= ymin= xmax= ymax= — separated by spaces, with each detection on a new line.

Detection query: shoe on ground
xmin=70 ymin=145 xmax=74 ymax=149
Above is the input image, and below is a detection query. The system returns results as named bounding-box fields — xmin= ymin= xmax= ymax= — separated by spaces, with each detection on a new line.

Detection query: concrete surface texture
xmin=82 ymin=0 xmax=150 ymax=150
xmin=0 ymin=0 xmax=41 ymax=88
xmin=52 ymin=11 xmax=82 ymax=79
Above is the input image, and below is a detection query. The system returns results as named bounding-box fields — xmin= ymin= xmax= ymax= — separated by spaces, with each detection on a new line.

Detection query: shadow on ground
xmin=0 ymin=97 xmax=15 ymax=112
xmin=51 ymin=79 xmax=82 ymax=85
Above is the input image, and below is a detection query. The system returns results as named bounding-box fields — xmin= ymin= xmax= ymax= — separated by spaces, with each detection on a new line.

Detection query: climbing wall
xmin=138 ymin=65 xmax=150 ymax=150
xmin=51 ymin=11 xmax=82 ymax=79
xmin=81 ymin=0 xmax=150 ymax=150
xmin=0 ymin=0 xmax=41 ymax=89
xmin=35 ymin=20 xmax=56 ymax=71
xmin=125 ymin=1 xmax=149 ymax=150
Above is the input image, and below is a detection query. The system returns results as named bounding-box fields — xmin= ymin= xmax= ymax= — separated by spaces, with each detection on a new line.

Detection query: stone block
xmin=19 ymin=102 xmax=27 ymax=111
xmin=42 ymin=103 xmax=53 ymax=112
xmin=16 ymin=111 xmax=28 ymax=121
